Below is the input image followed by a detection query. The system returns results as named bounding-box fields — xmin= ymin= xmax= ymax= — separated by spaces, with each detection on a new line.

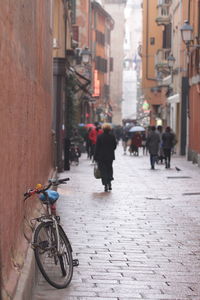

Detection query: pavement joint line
xmin=182 ymin=192 xmax=200 ymax=195
xmin=167 ymin=176 xmax=192 ymax=179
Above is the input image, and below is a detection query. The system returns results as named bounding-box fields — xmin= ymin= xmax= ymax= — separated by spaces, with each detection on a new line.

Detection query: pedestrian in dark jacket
xmin=162 ymin=126 xmax=176 ymax=169
xmin=94 ymin=123 xmax=117 ymax=192
xmin=146 ymin=126 xmax=160 ymax=169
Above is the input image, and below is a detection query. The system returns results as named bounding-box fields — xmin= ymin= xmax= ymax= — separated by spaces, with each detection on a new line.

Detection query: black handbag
xmin=94 ymin=163 xmax=101 ymax=179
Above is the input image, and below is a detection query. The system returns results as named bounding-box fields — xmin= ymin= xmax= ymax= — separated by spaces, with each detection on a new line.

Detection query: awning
xmin=167 ymin=93 xmax=180 ymax=104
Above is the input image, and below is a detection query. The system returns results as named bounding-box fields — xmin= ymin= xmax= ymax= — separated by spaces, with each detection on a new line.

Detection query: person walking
xmin=85 ymin=127 xmax=93 ymax=159
xmin=162 ymin=126 xmax=176 ymax=169
xmin=141 ymin=131 xmax=147 ymax=155
xmin=157 ymin=125 xmax=164 ymax=164
xmin=94 ymin=123 xmax=117 ymax=192
xmin=121 ymin=130 xmax=129 ymax=155
xmin=146 ymin=126 xmax=160 ymax=170
xmin=130 ymin=132 xmax=142 ymax=156
xmin=88 ymin=122 xmax=103 ymax=161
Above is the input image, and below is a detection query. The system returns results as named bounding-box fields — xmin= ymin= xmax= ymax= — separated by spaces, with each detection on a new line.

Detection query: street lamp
xmin=180 ymin=20 xmax=195 ymax=155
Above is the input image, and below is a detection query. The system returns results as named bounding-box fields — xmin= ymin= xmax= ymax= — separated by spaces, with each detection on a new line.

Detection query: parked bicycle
xmin=69 ymin=143 xmax=81 ymax=166
xmin=24 ymin=177 xmax=79 ymax=289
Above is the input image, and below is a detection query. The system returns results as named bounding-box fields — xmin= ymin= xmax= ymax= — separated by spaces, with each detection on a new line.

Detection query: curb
xmin=13 ymin=241 xmax=37 ymax=300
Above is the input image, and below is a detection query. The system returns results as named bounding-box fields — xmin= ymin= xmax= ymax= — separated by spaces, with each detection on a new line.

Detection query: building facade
xmin=73 ymin=0 xmax=94 ymax=125
xmin=53 ymin=0 xmax=76 ymax=171
xmin=0 ymin=1 xmax=54 ymax=297
xmin=103 ymin=0 xmax=127 ymax=125
xmin=91 ymin=1 xmax=114 ymax=123
xmin=185 ymin=0 xmax=200 ymax=164
xmin=142 ymin=0 xmax=200 ymax=161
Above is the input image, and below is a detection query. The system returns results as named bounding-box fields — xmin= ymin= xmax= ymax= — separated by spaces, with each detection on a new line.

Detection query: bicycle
xmin=24 ymin=177 xmax=79 ymax=289
xmin=69 ymin=143 xmax=80 ymax=166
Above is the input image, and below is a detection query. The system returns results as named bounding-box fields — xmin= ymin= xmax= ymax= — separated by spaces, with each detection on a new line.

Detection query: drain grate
xmin=167 ymin=176 xmax=191 ymax=179
xmin=183 ymin=192 xmax=200 ymax=196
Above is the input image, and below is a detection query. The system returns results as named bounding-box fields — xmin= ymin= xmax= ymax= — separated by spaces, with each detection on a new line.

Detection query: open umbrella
xmin=129 ymin=125 xmax=145 ymax=132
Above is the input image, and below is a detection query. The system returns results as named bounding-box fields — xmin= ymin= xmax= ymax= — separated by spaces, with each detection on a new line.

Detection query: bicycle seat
xmin=39 ymin=190 xmax=59 ymax=204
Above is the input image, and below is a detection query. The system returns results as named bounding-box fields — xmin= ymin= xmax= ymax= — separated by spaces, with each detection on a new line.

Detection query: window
xmin=95 ymin=30 xmax=105 ymax=46
xmin=72 ymin=26 xmax=79 ymax=43
xmin=95 ymin=56 xmax=107 ymax=73
xmin=70 ymin=0 xmax=76 ymax=25
xmin=163 ymin=23 xmax=171 ymax=49
xmin=110 ymin=57 xmax=114 ymax=72
xmin=150 ymin=37 xmax=155 ymax=45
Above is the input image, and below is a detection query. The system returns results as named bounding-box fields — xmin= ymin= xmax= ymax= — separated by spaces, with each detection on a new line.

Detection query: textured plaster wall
xmin=0 ymin=1 xmax=53 ymax=296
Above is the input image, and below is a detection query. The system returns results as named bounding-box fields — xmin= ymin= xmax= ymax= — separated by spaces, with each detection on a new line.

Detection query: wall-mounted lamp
xmin=180 ymin=20 xmax=200 ymax=48
xmin=180 ymin=20 xmax=194 ymax=120
xmin=167 ymin=53 xmax=175 ymax=68
xmin=156 ymin=71 xmax=164 ymax=86
xmin=74 ymin=47 xmax=91 ymax=65
xmin=180 ymin=20 xmax=193 ymax=44
xmin=80 ymin=47 xmax=91 ymax=64
xmin=167 ymin=53 xmax=175 ymax=92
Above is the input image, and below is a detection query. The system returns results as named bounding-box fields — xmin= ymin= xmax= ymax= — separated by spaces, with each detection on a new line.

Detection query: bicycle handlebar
xmin=24 ymin=178 xmax=70 ymax=200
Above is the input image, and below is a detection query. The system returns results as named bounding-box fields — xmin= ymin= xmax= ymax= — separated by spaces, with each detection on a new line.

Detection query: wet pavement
xmin=32 ymin=145 xmax=200 ymax=300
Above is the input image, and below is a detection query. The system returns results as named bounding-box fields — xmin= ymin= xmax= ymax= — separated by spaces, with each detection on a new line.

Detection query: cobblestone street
xmin=32 ymin=145 xmax=200 ymax=300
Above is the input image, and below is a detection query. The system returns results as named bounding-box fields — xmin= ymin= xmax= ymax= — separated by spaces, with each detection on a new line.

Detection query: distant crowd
xmin=66 ymin=122 xmax=177 ymax=191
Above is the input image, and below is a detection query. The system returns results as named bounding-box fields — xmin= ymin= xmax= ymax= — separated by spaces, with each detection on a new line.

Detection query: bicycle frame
xmin=34 ymin=205 xmax=62 ymax=255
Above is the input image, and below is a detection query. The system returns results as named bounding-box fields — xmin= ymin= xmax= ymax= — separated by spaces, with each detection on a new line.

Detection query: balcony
xmin=156 ymin=0 xmax=171 ymax=25
xmin=155 ymin=48 xmax=171 ymax=74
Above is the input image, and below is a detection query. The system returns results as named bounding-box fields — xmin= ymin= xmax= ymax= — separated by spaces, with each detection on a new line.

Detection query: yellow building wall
xmin=142 ymin=0 xmax=166 ymax=107
xmin=53 ymin=0 xmax=72 ymax=58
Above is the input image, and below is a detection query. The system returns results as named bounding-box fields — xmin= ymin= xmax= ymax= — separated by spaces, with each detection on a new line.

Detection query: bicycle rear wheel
xmin=33 ymin=221 xmax=73 ymax=289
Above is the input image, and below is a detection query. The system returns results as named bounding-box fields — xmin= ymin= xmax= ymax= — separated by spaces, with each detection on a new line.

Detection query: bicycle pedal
xmin=73 ymin=259 xmax=79 ymax=267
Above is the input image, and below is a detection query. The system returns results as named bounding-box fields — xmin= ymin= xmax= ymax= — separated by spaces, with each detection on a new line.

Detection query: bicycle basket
xmin=39 ymin=190 xmax=59 ymax=204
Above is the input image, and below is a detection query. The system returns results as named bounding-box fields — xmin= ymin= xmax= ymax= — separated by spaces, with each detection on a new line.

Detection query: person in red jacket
xmin=130 ymin=132 xmax=142 ymax=156
xmin=88 ymin=122 xmax=103 ymax=161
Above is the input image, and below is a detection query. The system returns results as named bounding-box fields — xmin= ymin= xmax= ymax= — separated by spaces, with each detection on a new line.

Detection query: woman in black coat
xmin=94 ymin=123 xmax=117 ymax=192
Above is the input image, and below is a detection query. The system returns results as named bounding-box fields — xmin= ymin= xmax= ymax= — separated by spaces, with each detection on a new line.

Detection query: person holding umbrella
xmin=129 ymin=126 xmax=144 ymax=156
xmin=130 ymin=132 xmax=142 ymax=156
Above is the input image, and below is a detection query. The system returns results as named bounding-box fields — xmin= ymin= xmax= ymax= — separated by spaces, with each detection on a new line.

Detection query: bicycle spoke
xmin=34 ymin=222 xmax=73 ymax=289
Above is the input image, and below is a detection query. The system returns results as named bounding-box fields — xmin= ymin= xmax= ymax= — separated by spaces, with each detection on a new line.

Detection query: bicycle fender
xmin=59 ymin=225 xmax=73 ymax=253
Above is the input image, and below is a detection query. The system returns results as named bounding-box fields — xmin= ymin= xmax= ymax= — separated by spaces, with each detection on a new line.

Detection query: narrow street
xmin=32 ymin=145 xmax=200 ymax=300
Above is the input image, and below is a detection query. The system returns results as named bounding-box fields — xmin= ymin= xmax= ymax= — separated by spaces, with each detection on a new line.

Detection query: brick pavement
xmin=32 ymin=146 xmax=200 ymax=300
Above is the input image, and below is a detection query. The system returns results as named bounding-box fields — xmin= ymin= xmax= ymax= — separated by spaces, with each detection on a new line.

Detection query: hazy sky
xmin=122 ymin=0 xmax=142 ymax=120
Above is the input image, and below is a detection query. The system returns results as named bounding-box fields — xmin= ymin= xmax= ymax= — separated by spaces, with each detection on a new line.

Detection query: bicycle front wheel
xmin=33 ymin=221 xmax=73 ymax=289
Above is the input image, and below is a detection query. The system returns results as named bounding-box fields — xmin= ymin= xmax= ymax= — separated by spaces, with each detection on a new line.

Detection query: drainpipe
xmin=198 ymin=0 xmax=200 ymax=41
xmin=63 ymin=0 xmax=67 ymax=55
xmin=146 ymin=0 xmax=157 ymax=81
xmin=188 ymin=0 xmax=190 ymax=20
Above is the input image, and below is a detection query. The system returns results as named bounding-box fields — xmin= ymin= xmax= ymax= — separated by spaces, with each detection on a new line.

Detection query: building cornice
xmin=92 ymin=1 xmax=114 ymax=28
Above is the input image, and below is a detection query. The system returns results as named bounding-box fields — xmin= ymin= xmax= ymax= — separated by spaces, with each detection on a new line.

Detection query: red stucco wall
xmin=0 ymin=1 xmax=54 ymax=295
xmin=187 ymin=0 xmax=200 ymax=155
xmin=189 ymin=85 xmax=200 ymax=153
